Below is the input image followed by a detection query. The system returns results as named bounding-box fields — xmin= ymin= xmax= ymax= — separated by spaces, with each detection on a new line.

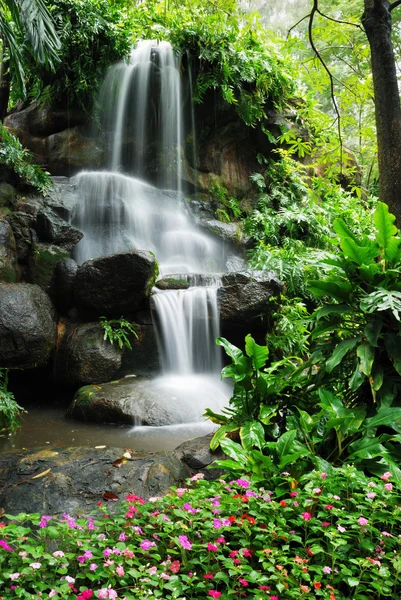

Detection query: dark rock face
xmin=6 ymin=212 xmax=38 ymax=263
xmin=0 ymin=219 xmax=18 ymax=282
xmin=47 ymin=127 xmax=104 ymax=175
xmin=0 ymin=182 xmax=17 ymax=210
xmin=54 ymin=258 xmax=78 ymax=314
xmin=218 ymin=270 xmax=283 ymax=323
xmin=0 ymin=446 xmax=190 ymax=516
xmin=53 ymin=321 xmax=123 ymax=386
xmin=74 ymin=251 xmax=157 ymax=317
xmin=120 ymin=324 xmax=161 ymax=377
xmin=0 ymin=283 xmax=57 ymax=369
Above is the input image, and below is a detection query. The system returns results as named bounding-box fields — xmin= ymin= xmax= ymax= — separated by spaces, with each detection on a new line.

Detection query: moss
xmin=0 ymin=264 xmax=17 ymax=283
xmin=28 ymin=243 xmax=69 ymax=293
xmin=155 ymin=278 xmax=190 ymax=290
xmin=73 ymin=385 xmax=98 ymax=407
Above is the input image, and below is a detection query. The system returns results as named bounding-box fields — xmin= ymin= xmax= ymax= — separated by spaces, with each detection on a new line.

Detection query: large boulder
xmin=54 ymin=258 xmax=78 ymax=314
xmin=53 ymin=321 xmax=123 ymax=386
xmin=6 ymin=212 xmax=38 ymax=263
xmin=0 ymin=283 xmax=57 ymax=369
xmin=120 ymin=323 xmax=161 ymax=376
xmin=74 ymin=251 xmax=158 ymax=318
xmin=0 ymin=219 xmax=18 ymax=282
xmin=4 ymin=101 xmax=87 ymax=137
xmin=0 ymin=182 xmax=17 ymax=210
xmin=218 ymin=270 xmax=283 ymax=323
xmin=35 ymin=208 xmax=83 ymax=251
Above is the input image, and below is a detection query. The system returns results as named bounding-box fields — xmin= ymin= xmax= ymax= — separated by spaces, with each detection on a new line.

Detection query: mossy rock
xmin=0 ymin=183 xmax=17 ymax=209
xmin=27 ymin=243 xmax=69 ymax=298
xmin=155 ymin=277 xmax=190 ymax=290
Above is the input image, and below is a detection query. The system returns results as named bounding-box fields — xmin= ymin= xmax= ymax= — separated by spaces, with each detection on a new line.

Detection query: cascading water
xmin=71 ymin=41 xmax=231 ymax=448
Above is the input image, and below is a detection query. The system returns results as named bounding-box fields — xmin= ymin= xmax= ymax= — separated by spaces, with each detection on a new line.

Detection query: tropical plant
xmin=0 ymin=369 xmax=26 ymax=432
xmin=99 ymin=316 xmax=139 ymax=351
xmin=0 ymin=0 xmax=61 ymax=118
xmin=0 ymin=123 xmax=52 ymax=192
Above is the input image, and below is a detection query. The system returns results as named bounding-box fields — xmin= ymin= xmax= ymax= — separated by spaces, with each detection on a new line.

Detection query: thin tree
xmin=0 ymin=0 xmax=61 ymax=120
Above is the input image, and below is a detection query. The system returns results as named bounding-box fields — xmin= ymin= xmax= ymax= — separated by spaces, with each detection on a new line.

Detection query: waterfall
xmin=71 ymin=41 xmax=230 ymax=446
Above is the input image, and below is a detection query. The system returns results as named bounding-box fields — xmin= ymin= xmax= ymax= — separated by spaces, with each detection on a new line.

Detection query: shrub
xmin=0 ymin=370 xmax=26 ymax=433
xmin=0 ymin=469 xmax=400 ymax=598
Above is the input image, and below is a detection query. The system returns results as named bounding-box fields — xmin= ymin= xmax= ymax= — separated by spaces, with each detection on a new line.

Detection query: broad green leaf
xmin=357 ymin=342 xmax=375 ymax=376
xmin=340 ymin=237 xmax=380 ymax=266
xmin=308 ymin=280 xmax=352 ymax=302
xmin=349 ymin=363 xmax=365 ymax=392
xmin=245 ymin=334 xmax=269 ymax=369
xmin=313 ymin=304 xmax=353 ymax=320
xmin=361 ymin=288 xmax=401 ymax=320
xmin=374 ymin=202 xmax=401 ymax=261
xmin=371 ymin=364 xmax=384 ymax=391
xmin=212 ymin=459 xmax=242 ymax=471
xmin=348 ymin=437 xmax=388 ymax=460
xmin=219 ymin=438 xmax=249 ymax=463
xmin=297 ymin=409 xmax=314 ymax=435
xmin=203 ymin=408 xmax=228 ymax=424
xmin=279 ymin=449 xmax=309 ymax=469
xmin=318 ymin=388 xmax=344 ymax=414
xmin=216 ymin=337 xmax=244 ymax=362
xmin=364 ymin=318 xmax=383 ymax=347
xmin=276 ymin=430 xmax=297 ymax=459
xmin=326 ymin=337 xmax=361 ymax=373
xmin=240 ymin=420 xmax=265 ymax=450
xmin=258 ymin=404 xmax=278 ymax=424
xmin=347 ymin=578 xmax=360 ymax=587
xmin=384 ymin=333 xmax=401 ymax=375
xmin=210 ymin=423 xmax=239 ymax=451
xmin=364 ymin=407 xmax=401 ymax=430
xmin=333 ymin=218 xmax=359 ymax=243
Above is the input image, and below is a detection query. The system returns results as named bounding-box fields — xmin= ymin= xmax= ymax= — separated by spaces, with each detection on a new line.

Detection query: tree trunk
xmin=0 ymin=37 xmax=10 ymax=122
xmin=362 ymin=0 xmax=401 ymax=223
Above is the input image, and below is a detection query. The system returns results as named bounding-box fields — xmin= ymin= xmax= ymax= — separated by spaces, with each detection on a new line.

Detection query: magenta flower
xmin=208 ymin=543 xmax=219 ymax=552
xmin=358 ymin=517 xmax=368 ymax=526
xmin=39 ymin=515 xmax=51 ymax=528
xmin=323 ymin=566 xmax=332 ymax=574
xmin=140 ymin=539 xmax=157 ymax=551
xmin=301 ymin=512 xmax=312 ymax=521
xmin=0 ymin=540 xmax=13 ymax=551
xmin=178 ymin=535 xmax=192 ymax=550
xmin=119 ymin=533 xmax=127 ymax=541
xmin=239 ymin=578 xmax=249 ymax=586
xmin=208 ymin=592 xmax=222 ymax=598
xmin=235 ymin=479 xmax=250 ymax=488
xmin=321 ymin=472 xmax=328 ymax=479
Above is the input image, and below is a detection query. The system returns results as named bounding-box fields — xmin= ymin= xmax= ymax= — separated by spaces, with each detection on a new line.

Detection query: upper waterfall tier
xmin=97 ymin=40 xmax=183 ymax=190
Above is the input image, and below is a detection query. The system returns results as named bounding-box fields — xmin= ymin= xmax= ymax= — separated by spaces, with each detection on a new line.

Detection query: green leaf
xmin=347 ymin=578 xmax=360 ymax=587
xmin=374 ymin=202 xmax=401 ymax=261
xmin=326 ymin=337 xmax=361 ymax=373
xmin=244 ymin=334 xmax=268 ymax=369
xmin=333 ymin=218 xmax=359 ymax=243
xmin=364 ymin=318 xmax=383 ymax=347
xmin=348 ymin=437 xmax=389 ymax=460
xmin=297 ymin=409 xmax=314 ymax=435
xmin=216 ymin=338 xmax=244 ymax=363
xmin=340 ymin=237 xmax=380 ymax=266
xmin=308 ymin=280 xmax=352 ymax=302
xmin=240 ymin=420 xmax=265 ymax=450
xmin=276 ymin=430 xmax=297 ymax=459
xmin=210 ymin=423 xmax=239 ymax=451
xmin=313 ymin=304 xmax=353 ymax=320
xmin=318 ymin=388 xmax=344 ymax=414
xmin=258 ymin=404 xmax=278 ymax=425
xmin=371 ymin=364 xmax=384 ymax=391
xmin=211 ymin=459 xmax=242 ymax=471
xmin=364 ymin=407 xmax=401 ymax=430
xmin=357 ymin=342 xmax=375 ymax=376
xmin=349 ymin=363 xmax=365 ymax=392
xmin=384 ymin=333 xmax=401 ymax=375
xmin=219 ymin=438 xmax=249 ymax=463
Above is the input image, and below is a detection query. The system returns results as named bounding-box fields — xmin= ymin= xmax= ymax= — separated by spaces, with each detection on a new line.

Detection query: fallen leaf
xmin=95 ymin=445 xmax=106 ymax=449
xmin=32 ymin=468 xmax=51 ymax=479
xmin=103 ymin=492 xmax=119 ymax=502
xmin=112 ymin=456 xmax=128 ymax=468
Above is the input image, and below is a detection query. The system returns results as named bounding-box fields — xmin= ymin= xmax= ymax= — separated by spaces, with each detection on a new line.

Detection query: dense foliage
xmin=1 ymin=470 xmax=401 ymax=599
xmin=0 ymin=370 xmax=25 ymax=433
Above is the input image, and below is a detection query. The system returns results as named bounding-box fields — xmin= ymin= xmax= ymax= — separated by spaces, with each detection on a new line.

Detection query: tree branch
xmin=287 ymin=13 xmax=311 ymax=39
xmin=316 ymin=8 xmax=363 ymax=30
xmin=390 ymin=0 xmax=401 ymax=10
xmin=308 ymin=0 xmax=343 ymax=172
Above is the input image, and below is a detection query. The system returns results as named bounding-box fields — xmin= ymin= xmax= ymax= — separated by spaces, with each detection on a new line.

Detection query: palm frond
xmin=0 ymin=10 xmax=25 ymax=94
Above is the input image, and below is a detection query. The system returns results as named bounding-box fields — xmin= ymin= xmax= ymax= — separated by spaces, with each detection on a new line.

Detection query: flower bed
xmin=0 ymin=466 xmax=400 ymax=599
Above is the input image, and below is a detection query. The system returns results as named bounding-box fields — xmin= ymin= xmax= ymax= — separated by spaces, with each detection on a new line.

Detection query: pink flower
xmin=358 ymin=517 xmax=368 ymax=526
xmin=366 ymin=493 xmax=376 ymax=499
xmin=208 ymin=592 xmax=222 ymax=598
xmin=239 ymin=578 xmax=248 ymax=586
xmin=235 ymin=479 xmax=250 ymax=488
xmin=313 ymin=488 xmax=321 ymax=494
xmin=242 ymin=549 xmax=252 ymax=557
xmin=321 ymin=472 xmax=328 ymax=479
xmin=119 ymin=533 xmax=127 ymax=541
xmin=97 ymin=590 xmax=109 ymax=600
xmin=170 ymin=560 xmax=180 ymax=573
xmin=323 ymin=566 xmax=332 ymax=574
xmin=175 ymin=488 xmax=188 ymax=497
xmin=208 ymin=543 xmax=219 ymax=552
xmin=270 ymin=596 xmax=279 ymax=600
xmin=321 ymin=521 xmax=330 ymax=527
xmin=204 ymin=573 xmax=214 ymax=579
xmin=53 ymin=551 xmax=65 ymax=558
xmin=385 ymin=483 xmax=393 ymax=491
xmin=190 ymin=473 xmax=204 ymax=481
xmin=160 ymin=573 xmax=170 ymax=580
xmin=149 ymin=566 xmax=157 ymax=575
xmin=90 ymin=563 xmax=98 ymax=571
xmin=140 ymin=540 xmax=157 ymax=551
xmin=30 ymin=562 xmax=42 ymax=569
xmin=301 ymin=512 xmax=312 ymax=521
xmin=39 ymin=515 xmax=51 ymax=528
xmin=337 ymin=525 xmax=346 ymax=533
xmin=9 ymin=573 xmax=20 ymax=580
xmin=325 ymin=505 xmax=334 ymax=510
xmin=116 ymin=565 xmax=124 ymax=577
xmin=49 ymin=590 xmax=57 ymax=598
xmin=382 ymin=531 xmax=392 ymax=537
xmin=103 ymin=559 xmax=115 ymax=567
xmin=289 ymin=492 xmax=298 ymax=497
xmin=77 ymin=591 xmax=93 ymax=600
xmin=178 ymin=535 xmax=192 ymax=550
xmin=0 ymin=540 xmax=13 ymax=551
xmin=381 ymin=472 xmax=392 ymax=480
xmin=65 ymin=576 xmax=75 ymax=583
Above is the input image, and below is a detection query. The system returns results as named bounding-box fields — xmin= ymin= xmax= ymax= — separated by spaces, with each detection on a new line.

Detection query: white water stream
xmin=72 ymin=41 xmax=230 ymax=447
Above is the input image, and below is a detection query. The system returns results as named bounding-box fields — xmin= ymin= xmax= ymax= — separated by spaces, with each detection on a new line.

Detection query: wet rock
xmin=35 ymin=209 xmax=83 ymax=251
xmin=4 ymin=101 xmax=87 ymax=137
xmin=0 ymin=283 xmax=57 ymax=369
xmin=6 ymin=212 xmax=38 ymax=263
xmin=26 ymin=243 xmax=69 ymax=298
xmin=198 ymin=219 xmax=244 ymax=245
xmin=54 ymin=258 xmax=78 ymax=314
xmin=120 ymin=324 xmax=161 ymax=376
xmin=47 ymin=127 xmax=104 ymax=175
xmin=53 ymin=321 xmax=123 ymax=386
xmin=0 ymin=445 xmax=190 ymax=515
xmin=74 ymin=251 xmax=158 ymax=318
xmin=0 ymin=182 xmax=17 ymax=210
xmin=218 ymin=270 xmax=283 ymax=323
xmin=0 ymin=219 xmax=18 ymax=282
xmin=155 ymin=278 xmax=190 ymax=290
xmin=173 ymin=433 xmax=226 ymax=480
xmin=68 ymin=377 xmax=205 ymax=426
